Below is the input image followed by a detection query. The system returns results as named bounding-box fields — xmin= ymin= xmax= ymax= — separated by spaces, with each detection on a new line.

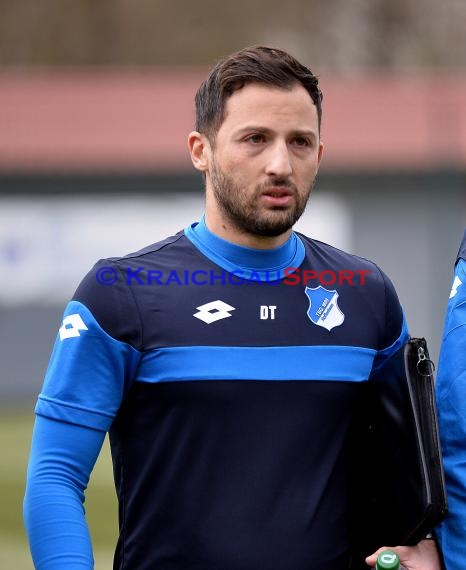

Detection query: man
xmin=24 ymin=46 xmax=440 ymax=569
xmin=435 ymin=229 xmax=466 ymax=569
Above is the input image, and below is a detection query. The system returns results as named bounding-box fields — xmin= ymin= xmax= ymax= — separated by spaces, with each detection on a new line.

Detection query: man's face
xmin=206 ymin=82 xmax=323 ymax=238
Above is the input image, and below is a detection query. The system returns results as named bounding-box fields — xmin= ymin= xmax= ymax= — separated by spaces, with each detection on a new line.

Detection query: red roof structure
xmin=1 ymin=68 xmax=465 ymax=173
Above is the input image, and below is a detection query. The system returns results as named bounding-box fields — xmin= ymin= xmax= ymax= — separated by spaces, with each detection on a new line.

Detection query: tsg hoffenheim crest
xmin=305 ymin=286 xmax=345 ymax=331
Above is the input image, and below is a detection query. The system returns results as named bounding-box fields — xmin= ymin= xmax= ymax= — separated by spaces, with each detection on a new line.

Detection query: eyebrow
xmin=235 ymin=125 xmax=318 ymax=138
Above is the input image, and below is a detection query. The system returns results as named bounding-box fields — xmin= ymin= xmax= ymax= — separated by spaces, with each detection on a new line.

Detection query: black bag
xmin=349 ymin=337 xmax=448 ymax=568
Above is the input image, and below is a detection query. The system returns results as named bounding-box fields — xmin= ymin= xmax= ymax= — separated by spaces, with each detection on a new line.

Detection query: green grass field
xmin=0 ymin=409 xmax=118 ymax=569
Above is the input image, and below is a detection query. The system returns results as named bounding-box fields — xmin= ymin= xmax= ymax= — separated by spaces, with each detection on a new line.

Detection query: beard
xmin=210 ymin=160 xmax=314 ymax=238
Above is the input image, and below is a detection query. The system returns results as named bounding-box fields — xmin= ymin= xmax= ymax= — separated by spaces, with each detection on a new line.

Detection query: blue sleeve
xmin=24 ymin=260 xmax=142 ymax=567
xmin=36 ymin=300 xmax=141 ymax=431
xmin=24 ymin=415 xmax=106 ymax=569
xmin=436 ymin=258 xmax=466 ymax=569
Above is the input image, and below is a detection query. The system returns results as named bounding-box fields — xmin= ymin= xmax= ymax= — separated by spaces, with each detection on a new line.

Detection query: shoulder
xmin=456 ymin=229 xmax=466 ymax=264
xmin=117 ymin=230 xmax=186 ymax=261
xmin=297 ymin=232 xmax=395 ymax=290
xmin=71 ymin=230 xmax=188 ymax=345
xmin=448 ymin=257 xmax=466 ymax=311
xmin=297 ymin=233 xmax=405 ymax=348
xmin=447 ymin=231 xmax=466 ymax=309
xmin=457 ymin=258 xmax=466 ymax=282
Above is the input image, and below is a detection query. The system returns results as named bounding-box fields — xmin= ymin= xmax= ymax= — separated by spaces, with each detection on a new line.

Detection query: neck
xmin=184 ymin=216 xmax=305 ymax=281
xmin=204 ymin=210 xmax=292 ymax=250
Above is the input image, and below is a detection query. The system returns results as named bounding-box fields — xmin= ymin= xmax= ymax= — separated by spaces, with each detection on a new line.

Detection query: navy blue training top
xmin=33 ymin=218 xmax=408 ymax=570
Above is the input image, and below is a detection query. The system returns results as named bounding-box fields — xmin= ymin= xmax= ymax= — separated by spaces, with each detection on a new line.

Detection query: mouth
xmin=261 ymin=186 xmax=294 ymax=207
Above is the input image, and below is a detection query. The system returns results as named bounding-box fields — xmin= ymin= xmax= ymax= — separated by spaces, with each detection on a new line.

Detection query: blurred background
xmin=1 ymin=1 xmax=465 ymax=567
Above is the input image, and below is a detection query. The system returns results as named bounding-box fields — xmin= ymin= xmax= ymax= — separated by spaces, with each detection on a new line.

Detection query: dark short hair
xmin=195 ymin=45 xmax=323 ymax=141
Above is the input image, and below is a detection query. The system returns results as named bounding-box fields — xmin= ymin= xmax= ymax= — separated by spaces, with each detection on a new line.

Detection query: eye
xmin=292 ymin=136 xmax=311 ymax=147
xmin=245 ymin=133 xmax=266 ymax=144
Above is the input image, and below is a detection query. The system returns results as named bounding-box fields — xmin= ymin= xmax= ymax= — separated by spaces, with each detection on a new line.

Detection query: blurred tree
xmin=0 ymin=0 xmax=464 ymax=68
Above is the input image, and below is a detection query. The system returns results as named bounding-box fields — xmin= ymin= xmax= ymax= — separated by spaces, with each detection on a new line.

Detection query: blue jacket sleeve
xmin=436 ymin=257 xmax=466 ymax=569
xmin=24 ymin=261 xmax=142 ymax=568
xmin=24 ymin=415 xmax=106 ymax=569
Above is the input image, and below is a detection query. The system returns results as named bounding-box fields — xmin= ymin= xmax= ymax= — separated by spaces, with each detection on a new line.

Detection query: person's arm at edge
xmin=364 ymin=268 xmax=442 ymax=569
xmin=24 ymin=414 xmax=106 ymax=569
xmin=435 ymin=257 xmax=466 ymax=569
xmin=23 ymin=259 xmax=142 ymax=568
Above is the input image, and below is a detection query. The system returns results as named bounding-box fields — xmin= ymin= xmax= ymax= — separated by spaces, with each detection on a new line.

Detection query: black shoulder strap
xmin=457 ymin=229 xmax=466 ymax=264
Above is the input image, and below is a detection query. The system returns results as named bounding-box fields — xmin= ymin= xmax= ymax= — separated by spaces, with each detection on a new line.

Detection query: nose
xmin=264 ymin=141 xmax=293 ymax=178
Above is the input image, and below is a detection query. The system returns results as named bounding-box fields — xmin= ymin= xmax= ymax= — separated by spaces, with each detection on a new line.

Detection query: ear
xmin=188 ymin=131 xmax=211 ymax=173
xmin=316 ymin=140 xmax=324 ymax=168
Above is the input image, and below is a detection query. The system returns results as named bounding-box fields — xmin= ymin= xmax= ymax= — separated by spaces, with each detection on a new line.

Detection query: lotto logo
xmin=193 ymin=300 xmax=236 ymax=324
xmin=450 ymin=275 xmax=462 ymax=299
xmin=59 ymin=314 xmax=88 ymax=340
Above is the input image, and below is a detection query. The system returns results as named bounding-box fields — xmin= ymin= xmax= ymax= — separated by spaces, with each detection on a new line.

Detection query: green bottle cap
xmin=376 ymin=550 xmax=400 ymax=570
